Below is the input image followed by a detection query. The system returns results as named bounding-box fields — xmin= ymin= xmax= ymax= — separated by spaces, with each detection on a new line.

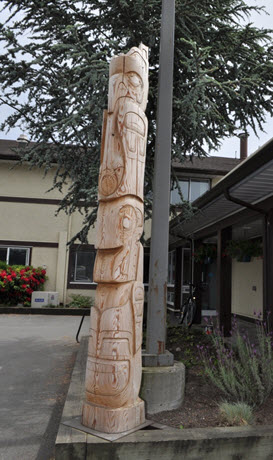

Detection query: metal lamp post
xmin=144 ymin=0 xmax=175 ymax=366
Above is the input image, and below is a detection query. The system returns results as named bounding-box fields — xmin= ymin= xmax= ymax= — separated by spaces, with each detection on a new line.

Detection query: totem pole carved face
xmin=95 ymin=196 xmax=143 ymax=249
xmin=98 ymin=45 xmax=148 ymax=202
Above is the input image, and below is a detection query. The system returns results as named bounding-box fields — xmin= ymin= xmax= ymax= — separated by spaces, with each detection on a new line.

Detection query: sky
xmin=0 ymin=0 xmax=272 ymax=159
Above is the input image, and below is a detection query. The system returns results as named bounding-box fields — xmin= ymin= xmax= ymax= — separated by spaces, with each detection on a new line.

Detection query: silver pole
xmin=145 ymin=0 xmax=175 ymax=360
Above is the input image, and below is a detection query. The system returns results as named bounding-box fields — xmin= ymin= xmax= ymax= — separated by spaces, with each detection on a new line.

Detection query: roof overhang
xmin=170 ymin=137 xmax=273 ymax=244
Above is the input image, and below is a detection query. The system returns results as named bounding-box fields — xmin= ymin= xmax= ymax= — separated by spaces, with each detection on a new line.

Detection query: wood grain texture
xmin=82 ymin=44 xmax=148 ymax=434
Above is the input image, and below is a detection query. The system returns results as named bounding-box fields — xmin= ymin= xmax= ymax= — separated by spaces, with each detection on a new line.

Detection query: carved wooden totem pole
xmin=82 ymin=44 xmax=149 ymax=434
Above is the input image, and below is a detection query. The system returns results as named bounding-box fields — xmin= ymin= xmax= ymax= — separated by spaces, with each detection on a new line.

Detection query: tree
xmin=0 ymin=0 xmax=273 ymax=242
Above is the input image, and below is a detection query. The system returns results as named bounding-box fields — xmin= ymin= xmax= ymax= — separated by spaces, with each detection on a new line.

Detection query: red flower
xmin=22 ymin=277 xmax=30 ymax=283
xmin=40 ymin=278 xmax=45 ymax=284
xmin=26 ymin=288 xmax=33 ymax=294
xmin=41 ymin=269 xmax=46 ymax=275
xmin=22 ymin=284 xmax=27 ymax=289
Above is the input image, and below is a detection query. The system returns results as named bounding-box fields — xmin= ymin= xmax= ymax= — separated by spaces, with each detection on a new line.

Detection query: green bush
xmin=199 ymin=316 xmax=273 ymax=407
xmin=219 ymin=402 xmax=254 ymax=426
xmin=0 ymin=260 xmax=7 ymax=270
xmin=68 ymin=294 xmax=94 ymax=309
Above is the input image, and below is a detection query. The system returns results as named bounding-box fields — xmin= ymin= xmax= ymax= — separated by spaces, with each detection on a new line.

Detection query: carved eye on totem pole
xmin=120 ymin=205 xmax=137 ymax=237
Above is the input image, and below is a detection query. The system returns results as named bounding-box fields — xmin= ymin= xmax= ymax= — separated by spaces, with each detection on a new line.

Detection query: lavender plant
xmin=199 ymin=314 xmax=273 ymax=407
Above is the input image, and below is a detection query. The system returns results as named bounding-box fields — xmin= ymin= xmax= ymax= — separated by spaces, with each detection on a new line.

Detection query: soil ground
xmin=149 ymin=324 xmax=273 ymax=429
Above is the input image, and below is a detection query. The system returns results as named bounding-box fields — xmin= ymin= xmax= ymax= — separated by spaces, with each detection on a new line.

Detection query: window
xmin=0 ymin=246 xmax=30 ymax=266
xmin=171 ymin=179 xmax=210 ymax=204
xmin=68 ymin=245 xmax=96 ymax=288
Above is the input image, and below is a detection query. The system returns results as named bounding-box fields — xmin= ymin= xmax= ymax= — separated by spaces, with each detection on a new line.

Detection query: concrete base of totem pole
xmin=140 ymin=361 xmax=185 ymax=415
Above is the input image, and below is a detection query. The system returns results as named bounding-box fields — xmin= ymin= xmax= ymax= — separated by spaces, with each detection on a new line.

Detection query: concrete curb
xmin=0 ymin=306 xmax=90 ymax=315
xmin=55 ymin=337 xmax=273 ymax=459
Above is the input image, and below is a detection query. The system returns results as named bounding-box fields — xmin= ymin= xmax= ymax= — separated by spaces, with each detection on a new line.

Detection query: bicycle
xmin=179 ymin=283 xmax=197 ymax=328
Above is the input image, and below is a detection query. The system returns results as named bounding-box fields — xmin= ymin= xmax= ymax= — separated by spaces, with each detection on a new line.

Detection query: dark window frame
xmin=67 ymin=244 xmax=97 ymax=290
xmin=170 ymin=177 xmax=211 ymax=205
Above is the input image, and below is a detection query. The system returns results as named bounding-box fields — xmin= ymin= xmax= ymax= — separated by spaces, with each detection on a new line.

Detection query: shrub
xmin=0 ymin=260 xmax=7 ymax=270
xmin=219 ymin=402 xmax=254 ymax=426
xmin=68 ymin=294 xmax=94 ymax=309
xmin=0 ymin=265 xmax=47 ymax=306
xmin=199 ymin=316 xmax=273 ymax=407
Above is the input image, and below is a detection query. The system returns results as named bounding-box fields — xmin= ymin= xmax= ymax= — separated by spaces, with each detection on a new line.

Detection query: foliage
xmin=193 ymin=244 xmax=217 ymax=264
xmin=219 ymin=401 xmax=254 ymax=426
xmin=1 ymin=1 xmax=273 ymax=241
xmin=167 ymin=325 xmax=212 ymax=368
xmin=199 ymin=316 xmax=273 ymax=407
xmin=225 ymin=238 xmax=263 ymax=261
xmin=0 ymin=265 xmax=47 ymax=306
xmin=0 ymin=260 xmax=7 ymax=270
xmin=68 ymin=293 xmax=94 ymax=309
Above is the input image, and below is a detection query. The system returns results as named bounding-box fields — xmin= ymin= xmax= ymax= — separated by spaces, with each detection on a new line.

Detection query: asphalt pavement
xmin=0 ymin=314 xmax=90 ymax=460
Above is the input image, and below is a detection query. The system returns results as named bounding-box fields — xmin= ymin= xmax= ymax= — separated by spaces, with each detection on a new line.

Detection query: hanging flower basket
xmin=225 ymin=239 xmax=262 ymax=262
xmin=193 ymin=244 xmax=217 ymax=264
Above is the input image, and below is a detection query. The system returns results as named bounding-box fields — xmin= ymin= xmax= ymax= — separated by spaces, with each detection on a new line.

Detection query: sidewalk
xmin=0 ymin=314 xmax=89 ymax=460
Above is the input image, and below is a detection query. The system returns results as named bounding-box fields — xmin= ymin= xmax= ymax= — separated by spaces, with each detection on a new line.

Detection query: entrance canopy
xmin=170 ymin=137 xmax=273 ymax=244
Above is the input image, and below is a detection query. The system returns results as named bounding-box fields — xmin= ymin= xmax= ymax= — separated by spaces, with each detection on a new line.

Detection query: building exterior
xmin=0 ymin=139 xmax=98 ymax=305
xmin=170 ymin=137 xmax=273 ymax=333
xmin=0 ymin=138 xmax=239 ymax=306
xmin=167 ymin=154 xmax=240 ymax=311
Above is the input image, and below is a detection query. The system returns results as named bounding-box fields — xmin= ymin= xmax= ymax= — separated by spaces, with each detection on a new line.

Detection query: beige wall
xmin=211 ymin=175 xmax=224 ymax=188
xmin=31 ymin=247 xmax=58 ymax=291
xmin=231 ymin=257 xmax=263 ymax=319
xmin=0 ymin=201 xmax=69 ymax=242
xmin=0 ymin=161 xmax=66 ymax=199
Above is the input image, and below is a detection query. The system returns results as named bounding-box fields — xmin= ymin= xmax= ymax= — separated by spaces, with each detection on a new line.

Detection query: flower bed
xmin=0 ymin=265 xmax=47 ymax=306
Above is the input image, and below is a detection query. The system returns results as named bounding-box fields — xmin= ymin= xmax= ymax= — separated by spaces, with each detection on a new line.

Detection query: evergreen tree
xmin=0 ymin=1 xmax=273 ymax=241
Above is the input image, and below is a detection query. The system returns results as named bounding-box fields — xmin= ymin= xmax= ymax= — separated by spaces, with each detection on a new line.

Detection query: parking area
xmin=0 ymin=314 xmax=89 ymax=460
